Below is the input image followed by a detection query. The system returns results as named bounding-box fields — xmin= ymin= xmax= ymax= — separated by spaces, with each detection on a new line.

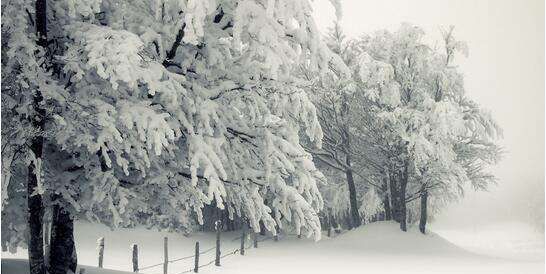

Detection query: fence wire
xmin=168 ymin=254 xmax=195 ymax=263
xmin=139 ymin=261 xmax=164 ymax=271
xmin=137 ymin=232 xmax=325 ymax=274
xmin=198 ymin=246 xmax=216 ymax=255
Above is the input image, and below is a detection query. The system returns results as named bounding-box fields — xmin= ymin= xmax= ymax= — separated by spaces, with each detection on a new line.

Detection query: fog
xmin=312 ymin=0 xmax=545 ymax=228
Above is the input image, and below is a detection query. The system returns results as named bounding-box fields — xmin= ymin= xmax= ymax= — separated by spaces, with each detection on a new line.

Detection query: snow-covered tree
xmin=306 ymin=23 xmax=501 ymax=234
xmin=356 ymin=24 xmax=501 ymax=233
xmin=300 ymin=23 xmax=369 ymax=228
xmin=2 ymin=0 xmax=343 ymax=272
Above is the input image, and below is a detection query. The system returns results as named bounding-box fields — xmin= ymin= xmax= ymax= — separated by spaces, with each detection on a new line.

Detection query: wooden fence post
xmin=194 ymin=242 xmax=199 ymax=273
xmin=132 ymin=244 xmax=138 ymax=272
xmin=253 ymin=231 xmax=258 ymax=248
xmin=97 ymin=237 xmax=104 ymax=268
xmin=240 ymin=226 xmax=245 ymax=255
xmin=215 ymin=221 xmax=221 ymax=266
xmin=163 ymin=237 xmax=168 ymax=274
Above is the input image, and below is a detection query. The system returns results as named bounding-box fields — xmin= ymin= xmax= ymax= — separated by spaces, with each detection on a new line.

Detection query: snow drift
xmin=2 ymin=221 xmax=543 ymax=274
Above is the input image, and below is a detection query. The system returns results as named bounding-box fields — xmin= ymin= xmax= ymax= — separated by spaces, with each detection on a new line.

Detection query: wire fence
xmin=138 ymin=235 xmax=240 ymax=273
xmin=91 ymin=228 xmax=343 ymax=274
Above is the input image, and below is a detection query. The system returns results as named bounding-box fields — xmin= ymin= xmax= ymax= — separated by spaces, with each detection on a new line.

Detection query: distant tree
xmin=307 ymin=23 xmax=502 ymax=234
xmin=301 ymin=23 xmax=374 ymax=229
xmin=357 ymin=24 xmax=501 ymax=233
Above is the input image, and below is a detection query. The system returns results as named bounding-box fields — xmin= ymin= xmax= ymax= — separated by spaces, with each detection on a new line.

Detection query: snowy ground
xmin=2 ymin=221 xmax=544 ymax=274
xmin=432 ymin=221 xmax=545 ymax=261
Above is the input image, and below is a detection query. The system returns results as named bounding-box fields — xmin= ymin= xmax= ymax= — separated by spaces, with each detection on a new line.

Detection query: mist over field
xmin=313 ymin=0 xmax=545 ymax=232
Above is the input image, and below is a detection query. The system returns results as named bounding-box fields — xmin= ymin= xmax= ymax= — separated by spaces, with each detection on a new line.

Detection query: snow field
xmin=2 ymin=221 xmax=543 ymax=274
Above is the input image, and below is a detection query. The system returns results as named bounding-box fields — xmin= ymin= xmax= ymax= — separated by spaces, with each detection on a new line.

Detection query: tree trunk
xmin=399 ymin=161 xmax=409 ymax=232
xmin=326 ymin=212 xmax=332 ymax=237
xmin=272 ymin=211 xmax=281 ymax=239
xmin=419 ymin=189 xmax=428 ymax=234
xmin=345 ymin=214 xmax=353 ymax=230
xmin=259 ymin=221 xmax=266 ymax=236
xmin=43 ymin=215 xmax=51 ymax=269
xmin=382 ymin=177 xmax=392 ymax=221
xmin=260 ymin=199 xmax=269 ymax=235
xmin=27 ymin=1 xmax=48 ymax=273
xmin=48 ymin=205 xmax=77 ymax=274
xmin=388 ymin=172 xmax=400 ymax=223
xmin=27 ymin=162 xmax=45 ymax=274
xmin=345 ymin=168 xmax=361 ymax=228
xmin=382 ymin=195 xmax=392 ymax=221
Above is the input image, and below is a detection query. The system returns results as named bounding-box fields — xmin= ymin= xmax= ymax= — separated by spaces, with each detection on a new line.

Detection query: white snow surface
xmin=2 ymin=221 xmax=544 ymax=274
xmin=432 ymin=221 xmax=545 ymax=261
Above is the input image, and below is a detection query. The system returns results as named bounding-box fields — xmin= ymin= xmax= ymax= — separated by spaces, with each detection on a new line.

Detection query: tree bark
xmin=27 ymin=162 xmax=45 ymax=274
xmin=381 ymin=176 xmax=392 ymax=221
xmin=48 ymin=205 xmax=77 ymax=274
xmin=259 ymin=221 xmax=266 ymax=236
xmin=326 ymin=212 xmax=332 ymax=237
xmin=419 ymin=188 xmax=428 ymax=234
xmin=345 ymin=168 xmax=361 ymax=228
xmin=43 ymin=215 xmax=51 ymax=269
xmin=399 ymin=161 xmax=409 ymax=232
xmin=344 ymin=214 xmax=353 ymax=230
xmin=388 ymin=172 xmax=400 ymax=223
xmin=339 ymin=95 xmax=360 ymax=228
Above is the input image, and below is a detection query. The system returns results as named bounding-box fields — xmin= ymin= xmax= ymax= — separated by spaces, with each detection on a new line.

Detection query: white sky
xmin=312 ymin=0 xmax=545 ymax=226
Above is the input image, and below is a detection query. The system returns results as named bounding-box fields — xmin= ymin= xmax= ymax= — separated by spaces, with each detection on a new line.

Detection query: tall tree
xmin=2 ymin=3 xmax=344 ymax=271
xmin=308 ymin=23 xmax=502 ymax=233
xmin=1 ymin=0 xmax=54 ymax=272
xmin=302 ymin=23 xmax=365 ymax=228
xmin=27 ymin=1 xmax=48 ymax=272
xmin=357 ymin=24 xmax=501 ymax=232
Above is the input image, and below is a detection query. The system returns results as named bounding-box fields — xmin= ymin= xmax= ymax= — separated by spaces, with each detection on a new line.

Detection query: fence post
xmin=163 ymin=237 xmax=168 ymax=274
xmin=253 ymin=231 xmax=258 ymax=248
xmin=132 ymin=244 xmax=138 ymax=272
xmin=240 ymin=226 xmax=245 ymax=255
xmin=215 ymin=220 xmax=221 ymax=266
xmin=194 ymin=242 xmax=199 ymax=273
xmin=97 ymin=237 xmax=104 ymax=268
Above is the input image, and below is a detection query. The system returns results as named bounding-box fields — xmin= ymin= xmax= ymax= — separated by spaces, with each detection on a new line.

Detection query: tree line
xmin=1 ymin=1 xmax=501 ymax=274
xmin=305 ymin=23 xmax=501 ymax=233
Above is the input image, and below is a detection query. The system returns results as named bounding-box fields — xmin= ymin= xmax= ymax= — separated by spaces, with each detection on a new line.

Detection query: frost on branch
xmin=82 ymin=0 xmax=335 ymax=238
xmin=1 ymin=0 xmax=346 ymax=244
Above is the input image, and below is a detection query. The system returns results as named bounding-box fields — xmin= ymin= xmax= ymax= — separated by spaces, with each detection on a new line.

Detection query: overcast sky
xmin=312 ymin=0 xmax=545 ymax=226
